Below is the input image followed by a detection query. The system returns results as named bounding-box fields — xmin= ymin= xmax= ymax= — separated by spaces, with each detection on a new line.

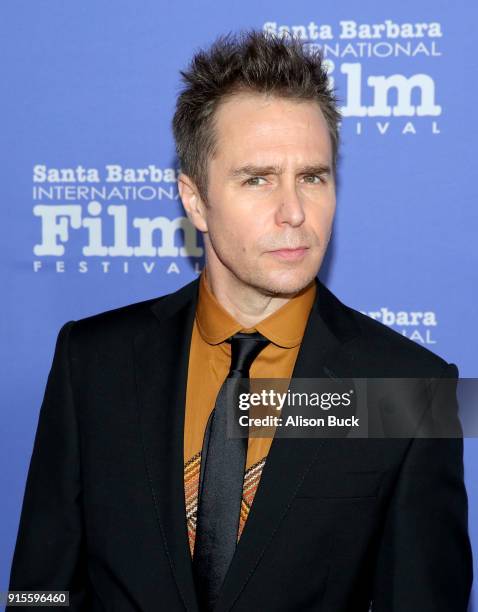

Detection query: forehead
xmin=211 ymin=92 xmax=332 ymax=166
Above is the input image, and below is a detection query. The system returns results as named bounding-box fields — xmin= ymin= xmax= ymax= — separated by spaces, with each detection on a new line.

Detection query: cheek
xmin=308 ymin=202 xmax=335 ymax=235
xmin=208 ymin=200 xmax=259 ymax=245
xmin=207 ymin=209 xmax=246 ymax=255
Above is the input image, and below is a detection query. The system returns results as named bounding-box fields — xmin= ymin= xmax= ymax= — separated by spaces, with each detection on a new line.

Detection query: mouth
xmin=267 ymin=247 xmax=309 ymax=261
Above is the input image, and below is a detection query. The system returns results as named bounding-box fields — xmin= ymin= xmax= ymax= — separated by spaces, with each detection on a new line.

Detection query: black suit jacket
xmin=8 ymin=277 xmax=473 ymax=611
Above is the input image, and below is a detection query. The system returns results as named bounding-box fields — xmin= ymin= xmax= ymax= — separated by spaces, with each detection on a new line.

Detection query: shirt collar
xmin=196 ymin=267 xmax=317 ymax=348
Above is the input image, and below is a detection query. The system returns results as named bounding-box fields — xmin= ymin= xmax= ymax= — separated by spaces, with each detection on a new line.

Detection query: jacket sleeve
xmin=8 ymin=321 xmax=91 ymax=610
xmin=370 ymin=363 xmax=473 ymax=611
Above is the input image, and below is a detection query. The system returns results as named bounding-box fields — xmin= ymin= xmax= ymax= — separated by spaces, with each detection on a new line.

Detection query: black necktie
xmin=193 ymin=331 xmax=270 ymax=611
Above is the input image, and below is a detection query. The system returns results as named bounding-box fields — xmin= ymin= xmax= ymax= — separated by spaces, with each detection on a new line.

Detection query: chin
xmin=248 ymin=267 xmax=317 ymax=297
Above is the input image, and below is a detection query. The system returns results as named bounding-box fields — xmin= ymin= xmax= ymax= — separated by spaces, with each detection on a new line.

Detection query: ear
xmin=177 ymin=173 xmax=208 ymax=233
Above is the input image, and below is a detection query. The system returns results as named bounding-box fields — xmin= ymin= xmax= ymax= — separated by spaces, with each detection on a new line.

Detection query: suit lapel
xmin=213 ymin=279 xmax=361 ymax=612
xmin=133 ymin=278 xmax=201 ymax=612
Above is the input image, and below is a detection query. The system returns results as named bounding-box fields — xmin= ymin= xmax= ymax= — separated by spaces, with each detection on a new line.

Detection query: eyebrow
xmin=228 ymin=163 xmax=332 ymax=179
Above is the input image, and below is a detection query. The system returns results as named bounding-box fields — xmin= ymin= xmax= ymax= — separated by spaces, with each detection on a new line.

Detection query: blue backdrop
xmin=1 ymin=0 xmax=476 ymax=608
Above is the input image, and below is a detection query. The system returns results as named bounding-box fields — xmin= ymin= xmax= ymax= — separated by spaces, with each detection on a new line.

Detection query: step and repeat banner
xmin=1 ymin=0 xmax=477 ymax=607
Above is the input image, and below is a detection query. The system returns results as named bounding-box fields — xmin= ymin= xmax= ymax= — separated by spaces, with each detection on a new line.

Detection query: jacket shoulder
xmin=317 ymin=281 xmax=454 ymax=378
xmin=350 ymin=306 xmax=452 ymax=377
xmin=66 ymin=277 xmax=199 ymax=342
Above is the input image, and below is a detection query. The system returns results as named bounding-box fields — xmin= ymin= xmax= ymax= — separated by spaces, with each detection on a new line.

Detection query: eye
xmin=244 ymin=176 xmax=267 ymax=186
xmin=302 ymin=174 xmax=324 ymax=184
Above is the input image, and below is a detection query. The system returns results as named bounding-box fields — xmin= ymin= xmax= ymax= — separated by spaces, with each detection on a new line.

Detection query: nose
xmin=274 ymin=182 xmax=306 ymax=228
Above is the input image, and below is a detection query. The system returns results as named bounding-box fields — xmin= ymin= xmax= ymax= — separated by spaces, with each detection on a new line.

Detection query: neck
xmin=204 ymin=264 xmax=297 ymax=329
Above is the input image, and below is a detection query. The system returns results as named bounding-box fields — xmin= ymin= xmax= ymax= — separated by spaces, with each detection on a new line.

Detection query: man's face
xmin=184 ymin=92 xmax=336 ymax=296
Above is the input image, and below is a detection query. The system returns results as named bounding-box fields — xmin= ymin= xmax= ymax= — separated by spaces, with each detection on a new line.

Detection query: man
xmin=9 ymin=30 xmax=472 ymax=611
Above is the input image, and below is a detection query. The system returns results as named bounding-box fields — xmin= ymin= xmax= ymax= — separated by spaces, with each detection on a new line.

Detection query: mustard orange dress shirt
xmin=184 ymin=269 xmax=316 ymax=556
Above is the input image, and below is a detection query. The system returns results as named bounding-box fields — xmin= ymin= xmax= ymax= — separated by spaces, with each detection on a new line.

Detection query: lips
xmin=267 ymin=247 xmax=309 ymax=261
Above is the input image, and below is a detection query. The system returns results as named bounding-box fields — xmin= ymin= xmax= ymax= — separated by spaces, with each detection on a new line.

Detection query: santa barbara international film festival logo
xmin=32 ymin=164 xmax=204 ymax=277
xmin=263 ymin=17 xmax=443 ymax=136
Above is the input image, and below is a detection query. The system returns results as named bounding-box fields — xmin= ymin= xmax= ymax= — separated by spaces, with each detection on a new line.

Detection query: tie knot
xmin=227 ymin=331 xmax=270 ymax=377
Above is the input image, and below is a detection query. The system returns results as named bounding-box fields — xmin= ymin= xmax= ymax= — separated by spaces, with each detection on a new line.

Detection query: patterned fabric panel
xmin=184 ymin=451 xmax=201 ymax=555
xmin=184 ymin=453 xmax=267 ymax=557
